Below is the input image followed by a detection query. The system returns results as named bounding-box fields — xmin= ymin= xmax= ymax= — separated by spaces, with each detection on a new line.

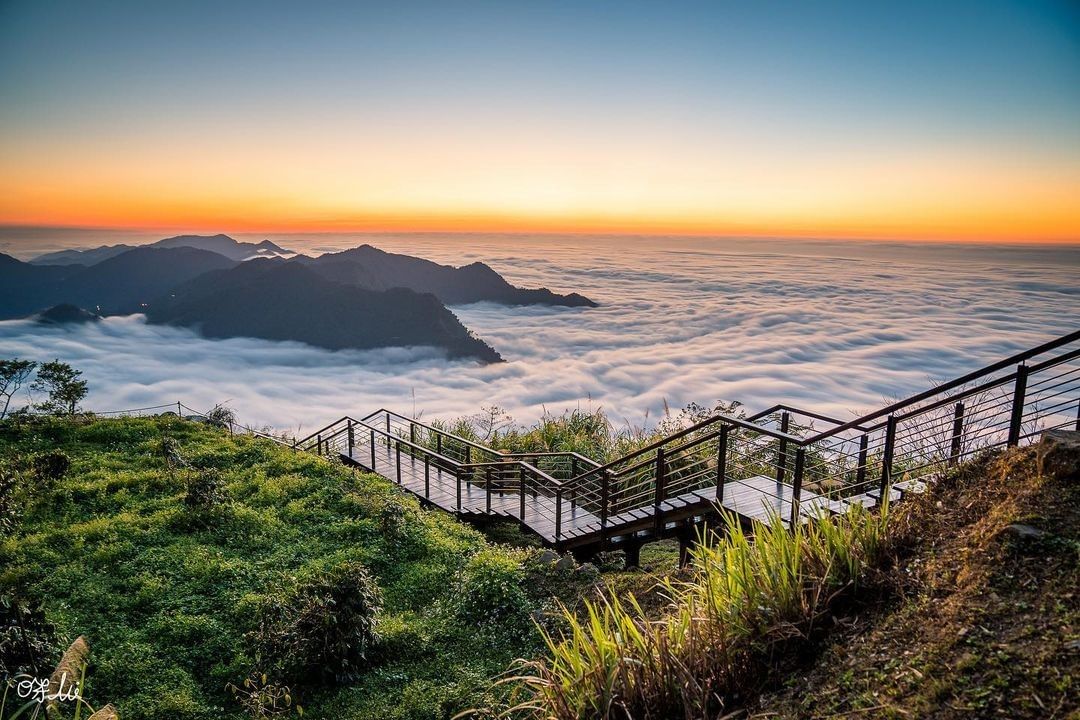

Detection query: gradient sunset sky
xmin=1 ymin=0 xmax=1078 ymax=242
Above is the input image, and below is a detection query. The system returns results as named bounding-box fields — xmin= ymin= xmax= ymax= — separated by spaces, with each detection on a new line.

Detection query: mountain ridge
xmin=29 ymin=233 xmax=293 ymax=266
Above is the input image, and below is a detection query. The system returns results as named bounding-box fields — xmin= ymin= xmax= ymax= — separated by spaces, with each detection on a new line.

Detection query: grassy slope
xmin=0 ymin=416 xmax=584 ymax=720
xmin=752 ymin=441 xmax=1079 ymax=719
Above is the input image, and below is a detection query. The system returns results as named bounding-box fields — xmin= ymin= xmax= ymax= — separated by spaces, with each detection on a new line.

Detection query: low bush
xmin=252 ymin=560 xmax=383 ymax=683
xmin=31 ymin=450 xmax=70 ymax=484
xmin=184 ymin=467 xmax=227 ymax=513
xmin=447 ymin=548 xmax=533 ymax=634
xmin=0 ymin=466 xmax=20 ymax=537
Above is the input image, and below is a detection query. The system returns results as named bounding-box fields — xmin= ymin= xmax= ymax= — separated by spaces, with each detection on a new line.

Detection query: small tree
xmin=0 ymin=359 xmax=37 ymax=420
xmin=31 ymin=361 xmax=88 ymax=416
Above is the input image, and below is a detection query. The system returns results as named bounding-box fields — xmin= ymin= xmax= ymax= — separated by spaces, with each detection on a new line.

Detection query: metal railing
xmin=183 ymin=330 xmax=1080 ymax=547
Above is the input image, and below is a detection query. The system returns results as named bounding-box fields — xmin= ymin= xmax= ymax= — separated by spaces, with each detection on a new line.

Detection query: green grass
xmin=0 ymin=416 xmax=589 ymax=720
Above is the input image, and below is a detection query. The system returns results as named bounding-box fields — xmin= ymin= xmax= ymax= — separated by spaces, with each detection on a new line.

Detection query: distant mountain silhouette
xmin=146 ymin=259 xmax=502 ymax=362
xmin=0 ymin=247 xmax=237 ymax=318
xmin=299 ymin=245 xmax=597 ymax=307
xmin=3 ymin=239 xmax=595 ymax=360
xmin=36 ymin=304 xmax=101 ymax=325
xmin=30 ymin=233 xmax=293 ymax=266
xmin=28 ymin=244 xmax=137 ymax=266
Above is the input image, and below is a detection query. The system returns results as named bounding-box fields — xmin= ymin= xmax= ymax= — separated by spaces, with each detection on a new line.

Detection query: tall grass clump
xmin=502 ymin=505 xmax=890 ymax=719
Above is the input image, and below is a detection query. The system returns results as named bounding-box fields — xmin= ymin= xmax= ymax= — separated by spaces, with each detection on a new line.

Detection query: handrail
xmin=746 ymin=403 xmax=870 ymax=431
xmin=296 ymin=416 xmax=352 ymax=446
xmin=363 ymin=408 xmax=503 ymax=457
xmin=353 ymin=417 xmax=466 ymax=468
xmin=461 ymin=460 xmax=563 ymax=487
xmin=803 ymin=329 xmax=1080 ymax=444
xmin=369 ymin=408 xmax=604 ymax=470
xmin=564 ymin=411 xmax=803 ymax=486
xmin=503 ymin=450 xmax=603 ymax=468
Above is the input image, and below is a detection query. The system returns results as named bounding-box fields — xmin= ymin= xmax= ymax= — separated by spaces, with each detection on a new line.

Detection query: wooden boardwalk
xmin=341 ymin=438 xmax=893 ymax=549
xmin=287 ymin=331 xmax=1077 ymax=557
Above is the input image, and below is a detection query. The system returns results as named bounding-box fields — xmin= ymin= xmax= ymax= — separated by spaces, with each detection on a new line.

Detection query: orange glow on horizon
xmin=2 ymin=203 xmax=1078 ymax=245
xmin=3 ymin=133 xmax=1078 ymax=244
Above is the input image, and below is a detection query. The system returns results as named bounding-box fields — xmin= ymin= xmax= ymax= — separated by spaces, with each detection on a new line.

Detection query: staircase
xmin=278 ymin=330 xmax=1080 ymax=557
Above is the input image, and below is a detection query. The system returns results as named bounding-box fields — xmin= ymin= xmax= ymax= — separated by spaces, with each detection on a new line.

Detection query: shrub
xmin=0 ymin=467 xmax=19 ymax=537
xmin=0 ymin=593 xmax=57 ymax=676
xmin=227 ymin=672 xmax=301 ymax=719
xmin=448 ymin=548 xmax=533 ymax=635
xmin=160 ymin=436 xmax=186 ymax=472
xmin=184 ymin=468 xmax=226 ymax=511
xmin=31 ymin=450 xmax=70 ymax=484
xmin=207 ymin=404 xmax=238 ymax=430
xmin=253 ymin=561 xmax=383 ymax=683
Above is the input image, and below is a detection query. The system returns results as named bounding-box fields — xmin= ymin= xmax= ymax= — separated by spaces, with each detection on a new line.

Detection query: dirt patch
xmin=751 ymin=433 xmax=1079 ymax=719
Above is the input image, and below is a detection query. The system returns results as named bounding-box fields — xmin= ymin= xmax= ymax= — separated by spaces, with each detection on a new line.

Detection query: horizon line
xmin=1 ymin=222 xmax=1078 ymax=247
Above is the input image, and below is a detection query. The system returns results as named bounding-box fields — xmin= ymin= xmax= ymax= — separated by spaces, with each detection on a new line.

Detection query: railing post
xmin=424 ymin=456 xmax=430 ymax=498
xmin=465 ymin=445 xmax=471 ymax=465
xmin=790 ymin=447 xmax=805 ymax=526
xmin=1076 ymin=398 xmax=1080 ymax=432
xmin=410 ymin=422 xmax=416 ymax=445
xmin=436 ymin=434 xmax=443 ymax=456
xmin=855 ymin=433 xmax=869 ymax=486
xmin=177 ymin=401 xmax=182 ymax=418
xmin=486 ymin=466 xmax=492 ymax=513
xmin=555 ymin=488 xmax=562 ymax=544
xmin=600 ymin=470 xmax=610 ymax=538
xmin=570 ymin=457 xmax=578 ymax=478
xmin=716 ymin=424 xmax=729 ymax=502
xmin=519 ymin=467 xmax=526 ymax=520
xmin=879 ymin=415 xmax=897 ymax=500
xmin=654 ymin=447 xmax=666 ymax=534
xmin=456 ymin=468 xmax=462 ymax=511
xmin=316 ymin=433 xmax=322 ymax=456
xmin=347 ymin=419 xmax=354 ymax=456
xmin=1008 ymin=363 xmax=1029 ymax=447
xmin=949 ymin=401 xmax=965 ymax=466
xmin=369 ymin=429 xmax=376 ymax=469
xmin=385 ymin=413 xmax=391 ymax=447
xmin=395 ymin=441 xmax=402 ymax=483
xmin=776 ymin=411 xmax=790 ymax=483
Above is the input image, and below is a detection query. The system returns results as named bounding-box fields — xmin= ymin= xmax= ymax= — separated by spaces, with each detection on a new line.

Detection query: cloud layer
xmin=2 ymin=237 xmax=1076 ymax=436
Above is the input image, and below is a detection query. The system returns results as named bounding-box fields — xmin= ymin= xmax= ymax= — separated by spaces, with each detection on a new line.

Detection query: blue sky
xmin=1 ymin=0 xmax=1078 ymax=240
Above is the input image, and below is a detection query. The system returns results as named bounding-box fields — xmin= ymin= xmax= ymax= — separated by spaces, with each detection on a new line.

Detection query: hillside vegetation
xmin=0 ymin=415 xmax=591 ymax=720
xmin=483 ymin=432 xmax=1078 ymax=719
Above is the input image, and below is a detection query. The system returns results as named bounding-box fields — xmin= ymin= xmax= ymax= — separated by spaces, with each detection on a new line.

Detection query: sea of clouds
xmin=1 ymin=235 xmax=1076 ymax=436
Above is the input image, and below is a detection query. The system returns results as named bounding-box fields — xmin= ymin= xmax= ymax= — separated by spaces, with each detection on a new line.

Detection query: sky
xmin=1 ymin=0 xmax=1078 ymax=242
